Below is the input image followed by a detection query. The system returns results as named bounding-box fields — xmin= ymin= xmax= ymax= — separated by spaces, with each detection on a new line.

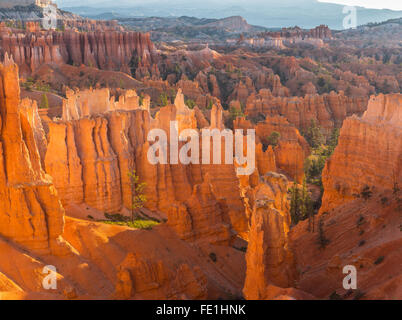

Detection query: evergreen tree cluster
xmin=289 ymin=179 xmax=314 ymax=226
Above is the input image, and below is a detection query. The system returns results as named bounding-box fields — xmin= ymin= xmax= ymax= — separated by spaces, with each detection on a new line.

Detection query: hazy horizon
xmin=54 ymin=0 xmax=402 ymax=29
xmin=319 ymin=1 xmax=402 ymax=11
xmin=55 ymin=0 xmax=402 ymax=11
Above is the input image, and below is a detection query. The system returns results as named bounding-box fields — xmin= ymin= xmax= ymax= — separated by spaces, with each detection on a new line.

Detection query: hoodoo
xmin=0 ymin=1 xmax=400 ymax=302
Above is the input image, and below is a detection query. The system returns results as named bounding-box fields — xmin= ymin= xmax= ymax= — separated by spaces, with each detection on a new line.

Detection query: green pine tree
xmin=290 ymin=181 xmax=301 ymax=225
xmin=128 ymin=169 xmax=147 ymax=222
xmin=304 ymin=119 xmax=325 ymax=149
xmin=40 ymin=93 xmax=49 ymax=109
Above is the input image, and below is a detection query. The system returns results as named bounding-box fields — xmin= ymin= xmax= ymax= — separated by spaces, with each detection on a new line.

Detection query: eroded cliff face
xmin=0 ymin=55 xmax=65 ymax=254
xmin=245 ymin=89 xmax=368 ymax=134
xmin=45 ymin=87 xmax=247 ymax=244
xmin=0 ymin=27 xmax=155 ymax=76
xmin=290 ymin=192 xmax=402 ymax=300
xmin=243 ymin=173 xmax=297 ymax=299
xmin=241 ymin=94 xmax=402 ymax=301
xmin=234 ymin=116 xmax=309 ymax=183
xmin=0 ymin=62 xmax=246 ymax=300
xmin=287 ymin=93 xmax=402 ymax=300
xmin=2 ymin=40 xmax=399 ymax=299
xmin=321 ymin=94 xmax=401 ymax=212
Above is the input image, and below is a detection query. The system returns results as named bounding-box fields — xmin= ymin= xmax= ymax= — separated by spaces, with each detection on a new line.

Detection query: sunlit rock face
xmin=243 ymin=173 xmax=296 ymax=300
xmin=0 ymin=63 xmax=245 ymax=300
xmin=245 ymin=90 xmax=368 ymax=134
xmin=321 ymin=93 xmax=402 ymax=212
xmin=0 ymin=27 xmax=155 ymax=76
xmin=45 ymin=88 xmax=248 ymax=243
xmin=0 ymin=55 xmax=65 ymax=254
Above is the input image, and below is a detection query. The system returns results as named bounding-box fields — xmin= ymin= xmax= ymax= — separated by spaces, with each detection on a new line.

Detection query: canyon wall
xmin=243 ymin=93 xmax=401 ymax=300
xmin=0 ymin=55 xmax=64 ymax=254
xmin=243 ymin=173 xmax=297 ymax=299
xmin=289 ymin=94 xmax=401 ymax=300
xmin=234 ymin=115 xmax=310 ymax=183
xmin=321 ymin=93 xmax=402 ymax=212
xmin=0 ymin=27 xmax=155 ymax=75
xmin=245 ymin=90 xmax=368 ymax=134
xmin=0 ymin=62 xmax=245 ymax=299
xmin=45 ymin=88 xmax=248 ymax=243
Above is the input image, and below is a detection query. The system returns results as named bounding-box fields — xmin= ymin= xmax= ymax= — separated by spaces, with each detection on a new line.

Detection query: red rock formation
xmin=62 ymin=217 xmax=245 ymax=300
xmin=175 ymin=76 xmax=218 ymax=109
xmin=115 ymin=252 xmax=207 ymax=299
xmin=291 ymin=188 xmax=402 ymax=299
xmin=62 ymin=87 xmax=148 ymax=120
xmin=0 ymin=55 xmax=65 ymax=254
xmin=283 ymin=94 xmax=402 ymax=300
xmin=45 ymin=121 xmax=84 ymax=206
xmin=61 ymin=19 xmax=124 ymax=32
xmin=168 ymin=175 xmax=233 ymax=245
xmin=321 ymin=94 xmax=402 ymax=212
xmin=235 ymin=115 xmax=309 ymax=183
xmin=243 ymin=173 xmax=297 ymax=299
xmin=229 ymin=77 xmax=256 ymax=105
xmin=45 ymin=89 xmax=248 ymax=242
xmin=0 ymin=63 xmax=245 ymax=299
xmin=19 ymin=97 xmax=47 ymax=164
xmin=261 ymin=25 xmax=332 ymax=40
xmin=309 ymin=25 xmax=332 ymax=39
xmin=257 ymin=116 xmax=310 ymax=183
xmin=0 ymin=29 xmax=155 ymax=76
xmin=245 ymin=90 xmax=368 ymax=134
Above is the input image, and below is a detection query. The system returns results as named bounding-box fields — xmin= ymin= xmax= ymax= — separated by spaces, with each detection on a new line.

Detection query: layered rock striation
xmin=243 ymin=173 xmax=297 ymax=299
xmin=0 ymin=27 xmax=155 ymax=75
xmin=45 ymin=88 xmax=247 ymax=244
xmin=234 ymin=115 xmax=310 ymax=183
xmin=0 ymin=55 xmax=64 ymax=253
xmin=0 ymin=62 xmax=246 ymax=299
xmin=245 ymin=89 xmax=368 ymax=134
xmin=321 ymin=93 xmax=402 ymax=212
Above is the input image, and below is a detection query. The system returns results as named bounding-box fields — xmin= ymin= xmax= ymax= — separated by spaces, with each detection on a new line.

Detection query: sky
xmin=318 ymin=0 xmax=402 ymax=10
xmin=55 ymin=0 xmax=402 ymax=11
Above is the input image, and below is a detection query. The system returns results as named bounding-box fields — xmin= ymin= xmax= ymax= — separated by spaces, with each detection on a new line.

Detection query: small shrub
xmin=87 ymin=215 xmax=94 ymax=220
xmin=343 ymin=289 xmax=354 ymax=298
xmin=360 ymin=185 xmax=373 ymax=200
xmin=104 ymin=213 xmax=126 ymax=221
xmin=247 ymin=112 xmax=266 ymax=124
xmin=393 ymin=179 xmax=400 ymax=194
xmin=102 ymin=219 xmax=158 ymax=230
xmin=184 ymin=97 xmax=196 ymax=109
xmin=329 ymin=291 xmax=342 ymax=300
xmin=102 ymin=213 xmax=158 ymax=230
xmin=265 ymin=131 xmax=281 ymax=148
xmin=209 ymin=252 xmax=217 ymax=263
xmin=317 ymin=217 xmax=330 ymax=249
xmin=358 ymin=240 xmax=366 ymax=247
xmin=206 ymin=100 xmax=214 ymax=110
xmin=380 ymin=197 xmax=388 ymax=205
xmin=234 ymin=246 xmax=247 ymax=253
xmin=158 ymin=92 xmax=169 ymax=107
xmin=353 ymin=290 xmax=365 ymax=300
xmin=374 ymin=256 xmax=385 ymax=265
xmin=356 ymin=215 xmax=365 ymax=227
